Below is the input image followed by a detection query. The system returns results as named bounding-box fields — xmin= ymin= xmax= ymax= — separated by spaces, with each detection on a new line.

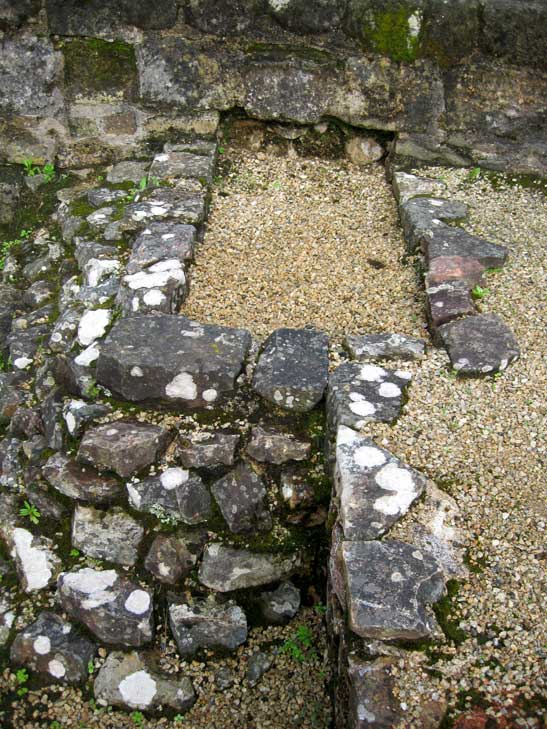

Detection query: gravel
xmin=183 ymin=146 xmax=424 ymax=345
xmin=361 ymin=168 xmax=547 ymax=726
xmin=1 ymin=607 xmax=331 ymax=728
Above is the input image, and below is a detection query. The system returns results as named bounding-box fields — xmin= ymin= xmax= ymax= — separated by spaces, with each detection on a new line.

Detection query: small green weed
xmin=87 ymin=660 xmax=95 ymax=675
xmin=313 ymin=603 xmax=327 ymax=616
xmin=50 ymin=722 xmax=62 ymax=729
xmin=472 ymin=285 xmax=490 ymax=299
xmin=15 ymin=667 xmax=29 ymax=696
xmin=0 ymin=228 xmax=32 ymax=271
xmin=70 ymin=548 xmax=80 ymax=558
xmin=281 ymin=624 xmax=316 ymax=663
xmin=23 ymin=159 xmax=41 ymax=177
xmin=43 ymin=163 xmax=56 ymax=183
xmin=22 ymin=159 xmax=56 ymax=182
xmin=466 ymin=166 xmax=481 ymax=182
xmin=131 ymin=711 xmax=145 ymax=726
xmin=19 ymin=500 xmax=40 ymax=525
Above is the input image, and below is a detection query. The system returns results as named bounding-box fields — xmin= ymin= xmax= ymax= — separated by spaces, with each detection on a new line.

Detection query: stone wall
xmin=0 ymin=0 xmax=546 ymax=175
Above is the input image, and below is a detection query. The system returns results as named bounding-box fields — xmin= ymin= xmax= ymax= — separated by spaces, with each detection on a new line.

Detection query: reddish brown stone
xmin=103 ymin=110 xmax=137 ymax=135
xmin=426 ymin=256 xmax=485 ymax=287
xmin=426 ymin=280 xmax=477 ymax=332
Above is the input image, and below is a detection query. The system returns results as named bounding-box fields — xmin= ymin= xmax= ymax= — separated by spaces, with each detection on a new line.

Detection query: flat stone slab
xmin=178 ymin=431 xmax=239 ymax=468
xmin=252 ymin=328 xmax=329 ymax=412
xmin=43 ymin=453 xmax=123 ymax=503
xmin=439 ymin=312 xmax=520 ymax=375
xmin=345 ymin=333 xmax=425 ymax=362
xmin=341 ymin=540 xmax=445 ymax=641
xmin=426 ymin=280 xmax=476 ymax=331
xmin=400 ymin=197 xmax=468 ymax=252
xmin=335 ymin=426 xmax=426 ymax=540
xmin=94 ymin=651 xmax=195 ymax=713
xmin=169 ymin=599 xmax=247 ymax=656
xmin=126 ymin=222 xmax=196 ymax=274
xmin=106 ymin=160 xmax=149 ymax=184
xmin=117 ymin=185 xmax=207 ymax=232
xmin=10 ymin=612 xmax=96 ymax=684
xmin=144 ymin=531 xmax=206 ymax=584
xmin=327 ymin=362 xmax=412 ymax=430
xmin=392 ymin=172 xmax=447 ymax=205
xmin=246 ymin=426 xmax=311 ymax=464
xmin=426 ymin=256 xmax=486 ymax=287
xmin=71 ymin=505 xmax=144 ymax=567
xmin=150 ymin=151 xmax=215 ymax=183
xmin=117 ymin=259 xmax=187 ymax=315
xmin=78 ymin=422 xmax=170 ymax=478
xmin=347 ymin=655 xmax=400 ymax=729
xmin=96 ymin=315 xmax=251 ymax=407
xmin=126 ymin=467 xmax=212 ymax=526
xmin=199 ymin=543 xmax=301 ymax=592
xmin=211 ymin=462 xmax=271 ymax=534
xmin=57 ymin=568 xmax=154 ymax=647
xmin=422 ymin=226 xmax=508 ymax=268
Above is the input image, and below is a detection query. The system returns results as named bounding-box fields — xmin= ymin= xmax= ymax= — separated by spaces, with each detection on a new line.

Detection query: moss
xmin=362 ymin=6 xmax=422 ymax=63
xmin=62 ymin=38 xmax=137 ymax=100
xmin=433 ymin=579 xmax=467 ymax=645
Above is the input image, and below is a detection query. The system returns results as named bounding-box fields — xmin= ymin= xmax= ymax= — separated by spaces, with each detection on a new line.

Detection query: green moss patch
xmin=362 ymin=6 xmax=422 ymax=63
xmin=62 ymin=38 xmax=137 ymax=101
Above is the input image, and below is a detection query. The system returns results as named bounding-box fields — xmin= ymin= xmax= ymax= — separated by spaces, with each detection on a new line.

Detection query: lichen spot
xmin=202 ymin=388 xmax=218 ymax=402
xmin=378 ymin=382 xmax=401 ymax=398
xmin=48 ymin=659 xmax=66 ymax=678
xmin=359 ymin=364 xmax=386 ymax=382
xmin=165 ymin=372 xmax=198 ymax=400
xmin=130 ymin=366 xmax=144 ymax=377
xmin=349 ymin=400 xmax=376 ymax=417
xmin=33 ymin=635 xmax=51 ymax=655
xmin=124 ymin=589 xmax=151 ymax=615
xmin=373 ymin=464 xmax=417 ymax=516
xmin=160 ymin=467 xmax=189 ymax=490
xmin=354 ymin=446 xmax=386 ymax=469
xmin=119 ymin=670 xmax=157 ymax=708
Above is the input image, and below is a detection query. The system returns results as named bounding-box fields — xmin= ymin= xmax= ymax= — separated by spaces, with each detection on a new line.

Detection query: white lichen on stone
xmin=374 ymin=464 xmax=417 ymax=516
xmin=12 ymin=528 xmax=55 ymax=592
xmin=165 ymin=372 xmax=198 ymax=400
xmin=33 ymin=635 xmax=51 ymax=655
xmin=119 ymin=670 xmax=157 ymax=708
xmin=77 ymin=309 xmax=111 ymax=347
xmin=160 ymin=467 xmax=189 ymax=490
xmin=124 ymin=590 xmax=151 ymax=615
xmin=353 ymin=445 xmax=387 ymax=469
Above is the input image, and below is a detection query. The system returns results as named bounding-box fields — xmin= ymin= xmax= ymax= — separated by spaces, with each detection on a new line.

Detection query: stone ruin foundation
xmin=0 ymin=1 xmax=544 ymax=728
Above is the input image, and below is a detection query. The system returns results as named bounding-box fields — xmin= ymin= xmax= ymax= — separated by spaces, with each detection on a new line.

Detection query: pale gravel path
xmin=183 ymin=147 xmax=425 ymax=344
xmin=364 ymin=170 xmax=547 ymax=726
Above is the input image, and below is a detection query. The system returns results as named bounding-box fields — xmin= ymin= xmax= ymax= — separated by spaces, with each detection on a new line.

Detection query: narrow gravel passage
xmin=183 ymin=147 xmax=424 ymax=344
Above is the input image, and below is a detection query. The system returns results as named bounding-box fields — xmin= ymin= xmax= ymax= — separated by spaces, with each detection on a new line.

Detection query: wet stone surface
xmin=327 ymin=362 xmax=412 ymax=431
xmin=10 ymin=612 xmax=96 ymax=684
xmin=252 ymin=327 xmax=329 ymax=412
xmin=57 ymin=568 xmax=154 ymax=647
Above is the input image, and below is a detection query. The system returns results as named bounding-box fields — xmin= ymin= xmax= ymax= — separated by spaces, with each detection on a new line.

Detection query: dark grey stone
xmin=126 ymin=222 xmax=196 ymax=274
xmin=0 ymin=438 xmax=24 ymax=491
xmin=63 ymin=399 xmax=111 ymax=438
xmin=117 ymin=184 xmax=207 ymax=232
xmin=342 ymin=540 xmax=445 ymax=641
xmin=10 ymin=612 xmax=96 ymax=684
xmin=87 ymin=188 xmax=128 ymax=208
xmin=144 ymin=530 xmax=207 ymax=584
xmin=0 ymin=593 xmax=16 ymax=646
xmin=149 ymin=151 xmax=215 ymax=183
xmin=259 ymin=582 xmax=300 ymax=625
xmin=439 ymin=313 xmax=520 ymax=375
xmin=23 ymin=281 xmax=54 ymax=308
xmin=422 ymin=226 xmax=508 ymax=268
xmin=169 ymin=598 xmax=248 ymax=656
xmin=252 ymin=328 xmax=329 ymax=412
xmin=57 ymin=567 xmax=154 ymax=647
xmin=96 ymin=315 xmax=251 ymax=407
xmin=346 ymin=655 xmax=400 ymax=729
xmin=246 ymin=426 xmax=311 ymax=464
xmin=426 ymin=280 xmax=476 ymax=332
xmin=399 ymin=197 xmax=468 ymax=252
xmin=43 ymin=453 xmax=123 ymax=504
xmin=106 ymin=160 xmax=149 ymax=185
xmin=214 ymin=666 xmax=235 ymax=690
xmin=267 ymin=0 xmax=346 ymax=34
xmin=94 ymin=651 xmax=195 ymax=713
xmin=345 ymin=333 xmax=425 ymax=362
xmin=127 ymin=468 xmax=212 ymax=526
xmin=0 ymin=0 xmax=40 ymax=29
xmin=77 ymin=422 xmax=170 ymax=478
xmin=280 ymin=465 xmax=316 ymax=513
xmin=75 ymin=241 xmax=119 ymax=270
xmin=8 ymin=324 xmax=50 ymax=369
xmin=246 ymin=651 xmax=272 ymax=686
xmin=178 ymin=431 xmax=239 ymax=469
xmin=71 ymin=505 xmax=144 ymax=567
xmin=211 ymin=462 xmax=271 ymax=534
xmin=199 ymin=543 xmax=302 ymax=592
xmin=46 ymin=0 xmax=178 ymax=35
xmin=327 ymin=362 xmax=412 ymax=431
xmin=335 ymin=426 xmax=426 ymax=540
xmin=0 ymin=36 xmax=62 ymax=117
xmin=117 ymin=259 xmax=187 ymax=316
xmin=49 ymin=307 xmax=82 ymax=353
